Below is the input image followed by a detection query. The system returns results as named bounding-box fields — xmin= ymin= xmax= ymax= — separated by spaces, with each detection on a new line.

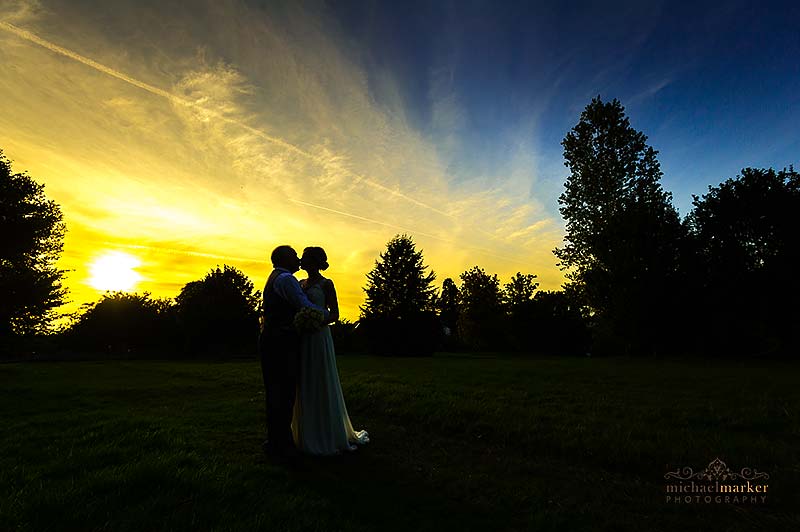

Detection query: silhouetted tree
xmin=361 ymin=234 xmax=437 ymax=319
xmin=686 ymin=167 xmax=800 ymax=355
xmin=436 ymin=277 xmax=461 ymax=348
xmin=359 ymin=235 xmax=440 ymax=355
xmin=457 ymin=266 xmax=505 ymax=350
xmin=555 ymin=97 xmax=684 ymax=355
xmin=437 ymin=278 xmax=460 ymax=331
xmin=503 ymin=272 xmax=539 ymax=309
xmin=64 ymin=292 xmax=175 ymax=354
xmin=501 ymin=272 xmax=539 ymax=350
xmin=0 ymin=150 xmax=66 ymax=340
xmin=175 ymin=265 xmax=260 ymax=356
xmin=526 ymin=290 xmax=590 ymax=355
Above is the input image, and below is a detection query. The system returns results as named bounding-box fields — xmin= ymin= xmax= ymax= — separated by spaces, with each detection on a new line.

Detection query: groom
xmin=259 ymin=245 xmax=328 ymax=461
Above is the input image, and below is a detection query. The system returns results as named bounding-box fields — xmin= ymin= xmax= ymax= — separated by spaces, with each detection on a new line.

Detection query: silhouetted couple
xmin=259 ymin=245 xmax=368 ymax=464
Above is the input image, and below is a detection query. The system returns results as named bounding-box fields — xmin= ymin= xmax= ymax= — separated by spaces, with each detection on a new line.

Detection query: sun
xmin=88 ymin=251 xmax=142 ymax=292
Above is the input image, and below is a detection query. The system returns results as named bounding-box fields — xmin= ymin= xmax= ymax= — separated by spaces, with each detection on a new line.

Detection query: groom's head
xmin=271 ymin=245 xmax=301 ymax=273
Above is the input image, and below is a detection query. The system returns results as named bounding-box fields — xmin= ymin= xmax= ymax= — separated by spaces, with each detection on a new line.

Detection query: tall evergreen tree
xmin=555 ymin=97 xmax=684 ymax=354
xmin=360 ymin=234 xmax=437 ymax=319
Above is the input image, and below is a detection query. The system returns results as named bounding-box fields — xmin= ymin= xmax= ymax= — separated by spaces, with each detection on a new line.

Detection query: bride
xmin=291 ymin=246 xmax=369 ymax=455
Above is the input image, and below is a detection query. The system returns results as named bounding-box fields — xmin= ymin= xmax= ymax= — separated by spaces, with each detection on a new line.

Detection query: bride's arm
xmin=322 ymin=279 xmax=340 ymax=324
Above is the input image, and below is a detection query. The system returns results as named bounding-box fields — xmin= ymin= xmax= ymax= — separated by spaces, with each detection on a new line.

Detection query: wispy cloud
xmin=0 ymin=0 xmax=565 ymax=318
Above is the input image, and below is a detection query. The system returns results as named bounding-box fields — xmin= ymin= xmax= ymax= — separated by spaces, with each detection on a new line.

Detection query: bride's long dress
xmin=291 ymin=281 xmax=369 ymax=455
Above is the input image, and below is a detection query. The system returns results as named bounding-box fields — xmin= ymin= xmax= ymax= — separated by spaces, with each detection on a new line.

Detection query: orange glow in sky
xmin=0 ymin=3 xmax=566 ymax=320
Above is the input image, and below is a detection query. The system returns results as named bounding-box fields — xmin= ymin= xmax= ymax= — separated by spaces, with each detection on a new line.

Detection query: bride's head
xmin=301 ymin=246 xmax=329 ymax=272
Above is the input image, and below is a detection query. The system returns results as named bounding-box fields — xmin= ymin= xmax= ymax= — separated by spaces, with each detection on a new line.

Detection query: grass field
xmin=1 ymin=354 xmax=799 ymax=531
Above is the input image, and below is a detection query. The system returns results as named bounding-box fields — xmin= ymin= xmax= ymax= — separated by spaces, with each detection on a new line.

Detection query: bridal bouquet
xmin=294 ymin=307 xmax=325 ymax=333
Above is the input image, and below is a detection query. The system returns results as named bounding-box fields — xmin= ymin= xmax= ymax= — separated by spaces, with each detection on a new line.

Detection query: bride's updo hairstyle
xmin=302 ymin=246 xmax=329 ymax=271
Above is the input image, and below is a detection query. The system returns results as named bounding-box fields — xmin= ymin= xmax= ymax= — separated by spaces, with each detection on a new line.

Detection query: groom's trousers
xmin=259 ymin=328 xmax=300 ymax=453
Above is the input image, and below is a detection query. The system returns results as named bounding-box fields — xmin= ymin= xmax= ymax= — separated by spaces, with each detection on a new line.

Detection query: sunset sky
xmin=1 ymin=0 xmax=798 ymax=320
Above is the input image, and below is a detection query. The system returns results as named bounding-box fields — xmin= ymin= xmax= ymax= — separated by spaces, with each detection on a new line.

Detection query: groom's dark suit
xmin=259 ymin=267 xmax=327 ymax=456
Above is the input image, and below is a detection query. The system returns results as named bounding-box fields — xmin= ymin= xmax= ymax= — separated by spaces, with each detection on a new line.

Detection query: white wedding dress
xmin=291 ymin=281 xmax=369 ymax=455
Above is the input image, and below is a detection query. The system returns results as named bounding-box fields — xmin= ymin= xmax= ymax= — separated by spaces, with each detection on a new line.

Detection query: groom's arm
xmin=274 ymin=273 xmax=330 ymax=320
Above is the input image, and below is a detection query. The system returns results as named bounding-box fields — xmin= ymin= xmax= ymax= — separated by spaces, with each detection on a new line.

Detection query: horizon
xmin=1 ymin=0 xmax=798 ymax=320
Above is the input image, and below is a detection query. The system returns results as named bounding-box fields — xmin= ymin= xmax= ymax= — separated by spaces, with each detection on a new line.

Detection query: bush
xmin=63 ymin=292 xmax=176 ymax=354
xmin=329 ymin=318 xmax=364 ymax=354
xmin=358 ymin=311 xmax=442 ymax=356
xmin=506 ymin=291 xmax=591 ymax=355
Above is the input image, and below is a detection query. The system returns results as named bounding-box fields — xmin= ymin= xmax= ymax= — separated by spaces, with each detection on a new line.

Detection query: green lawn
xmin=1 ymin=354 xmax=798 ymax=531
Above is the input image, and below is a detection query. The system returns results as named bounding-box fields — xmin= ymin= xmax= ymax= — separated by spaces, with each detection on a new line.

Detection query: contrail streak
xmin=0 ymin=20 xmax=452 ymax=218
xmin=290 ymin=198 xmax=539 ymax=265
xmin=100 ymin=241 xmax=269 ymax=264
xmin=289 ymin=198 xmax=454 ymax=243
xmin=108 ymin=202 xmax=535 ymax=266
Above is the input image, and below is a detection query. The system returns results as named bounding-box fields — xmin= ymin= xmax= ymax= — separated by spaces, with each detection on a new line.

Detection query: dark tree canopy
xmin=65 ymin=292 xmax=175 ymax=352
xmin=686 ymin=167 xmax=800 ymax=354
xmin=457 ymin=266 xmax=505 ymax=350
xmin=556 ymin=96 xmax=680 ymax=278
xmin=687 ymin=167 xmax=800 ymax=278
xmin=437 ymin=277 xmax=460 ymax=332
xmin=503 ymin=272 xmax=539 ymax=309
xmin=0 ymin=150 xmax=66 ymax=337
xmin=360 ymin=234 xmax=437 ymax=320
xmin=524 ymin=290 xmax=590 ymax=355
xmin=175 ymin=265 xmax=260 ymax=354
xmin=555 ymin=97 xmax=684 ymax=354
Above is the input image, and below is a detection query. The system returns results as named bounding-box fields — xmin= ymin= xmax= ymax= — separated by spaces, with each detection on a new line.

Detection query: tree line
xmin=355 ymin=97 xmax=799 ymax=358
xmin=1 ymin=95 xmax=798 ymax=358
xmin=356 ymin=234 xmax=588 ymax=355
xmin=61 ymin=265 xmax=261 ymax=356
xmin=555 ymin=97 xmax=798 ymax=357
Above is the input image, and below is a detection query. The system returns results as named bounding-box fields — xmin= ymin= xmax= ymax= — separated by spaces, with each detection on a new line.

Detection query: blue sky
xmin=326 ymin=0 xmax=800 ymax=215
